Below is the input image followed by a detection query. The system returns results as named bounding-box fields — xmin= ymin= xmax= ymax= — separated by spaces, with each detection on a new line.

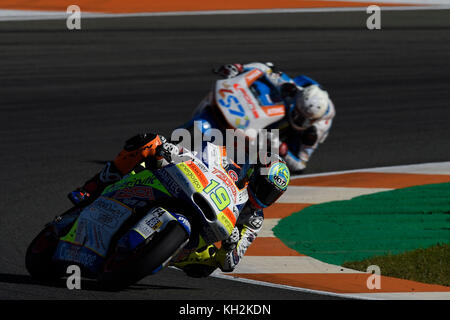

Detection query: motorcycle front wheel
xmin=99 ymin=220 xmax=189 ymax=290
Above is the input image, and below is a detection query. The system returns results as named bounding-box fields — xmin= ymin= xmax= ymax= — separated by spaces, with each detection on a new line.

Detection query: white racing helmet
xmin=289 ymin=85 xmax=329 ymax=130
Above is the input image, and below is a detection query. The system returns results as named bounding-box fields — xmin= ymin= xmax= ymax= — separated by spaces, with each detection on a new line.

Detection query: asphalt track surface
xmin=0 ymin=10 xmax=449 ymax=301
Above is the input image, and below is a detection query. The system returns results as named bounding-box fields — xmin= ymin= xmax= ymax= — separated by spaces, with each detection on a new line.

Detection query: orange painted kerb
xmin=0 ymin=0 xmax=410 ymax=14
xmin=264 ymin=203 xmax=311 ymax=219
xmin=291 ymin=172 xmax=450 ymax=189
xmin=246 ymin=237 xmax=305 ymax=256
xmin=232 ymin=273 xmax=450 ymax=293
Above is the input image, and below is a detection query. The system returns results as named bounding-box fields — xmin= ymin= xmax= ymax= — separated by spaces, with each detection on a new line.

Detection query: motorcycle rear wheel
xmin=25 ymin=226 xmax=63 ymax=281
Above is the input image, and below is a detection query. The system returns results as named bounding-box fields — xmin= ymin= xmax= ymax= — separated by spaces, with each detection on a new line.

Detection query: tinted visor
xmin=249 ymin=174 xmax=285 ymax=207
xmin=290 ymin=108 xmax=307 ymax=127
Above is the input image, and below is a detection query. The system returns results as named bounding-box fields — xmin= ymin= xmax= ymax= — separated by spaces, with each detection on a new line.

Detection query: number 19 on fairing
xmin=203 ymin=180 xmax=230 ymax=211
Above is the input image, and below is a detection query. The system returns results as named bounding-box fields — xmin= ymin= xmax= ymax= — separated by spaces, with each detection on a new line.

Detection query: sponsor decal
xmin=222 ymin=206 xmax=237 ymax=226
xmin=70 ymin=197 xmax=133 ymax=257
xmin=218 ymin=93 xmax=246 ymax=118
xmin=233 ymin=83 xmax=259 ymax=119
xmin=156 ymin=168 xmax=182 ymax=196
xmin=268 ymin=162 xmax=290 ymax=191
xmin=211 ymin=167 xmax=237 ymax=202
xmin=237 ymin=189 xmax=249 ymax=205
xmin=219 ymin=88 xmax=233 ymax=98
xmin=104 ymin=171 xmax=159 ymax=193
xmin=177 ymin=163 xmax=203 ymax=192
xmin=185 ymin=161 xmax=209 ymax=187
xmin=174 ymin=214 xmax=191 ymax=234
xmin=234 ymin=116 xmax=250 ymax=129
xmin=244 ymin=69 xmax=263 ymax=86
xmin=114 ymin=186 xmax=154 ymax=200
xmin=145 ymin=216 xmax=163 ymax=230
xmin=218 ymin=212 xmax=234 ymax=235
xmin=261 ymin=105 xmax=285 ymax=117
xmin=55 ymin=241 xmax=100 ymax=269
xmin=228 ymin=169 xmax=238 ymax=182
xmin=133 ymin=207 xmax=172 ymax=239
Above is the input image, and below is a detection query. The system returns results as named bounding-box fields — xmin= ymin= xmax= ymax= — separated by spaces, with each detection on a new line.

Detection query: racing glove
xmin=154 ymin=140 xmax=181 ymax=168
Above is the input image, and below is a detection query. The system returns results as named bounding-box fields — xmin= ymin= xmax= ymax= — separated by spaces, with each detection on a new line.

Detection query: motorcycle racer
xmin=68 ymin=132 xmax=290 ymax=277
xmin=214 ymin=62 xmax=336 ymax=174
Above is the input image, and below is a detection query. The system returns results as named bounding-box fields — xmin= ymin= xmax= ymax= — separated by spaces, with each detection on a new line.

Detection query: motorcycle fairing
xmin=132 ymin=206 xmax=190 ymax=240
xmin=54 ymin=197 xmax=134 ymax=274
xmin=120 ymin=206 xmax=192 ymax=252
xmin=214 ymin=70 xmax=285 ymax=133
xmin=102 ymin=170 xmax=171 ymax=197
xmin=53 ymin=144 xmax=243 ymax=274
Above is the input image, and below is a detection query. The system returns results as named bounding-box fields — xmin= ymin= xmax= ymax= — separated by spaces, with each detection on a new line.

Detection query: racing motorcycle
xmin=25 ymin=143 xmax=247 ymax=289
xmin=183 ymin=68 xmax=301 ymax=143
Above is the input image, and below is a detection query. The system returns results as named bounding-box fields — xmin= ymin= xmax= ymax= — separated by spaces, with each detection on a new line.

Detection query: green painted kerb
xmin=273 ymin=182 xmax=450 ymax=266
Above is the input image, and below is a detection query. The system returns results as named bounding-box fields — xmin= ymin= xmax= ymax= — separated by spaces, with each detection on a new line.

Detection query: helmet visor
xmin=250 ymin=176 xmax=283 ymax=207
xmin=249 ymin=166 xmax=288 ymax=207
xmin=289 ymin=107 xmax=311 ymax=130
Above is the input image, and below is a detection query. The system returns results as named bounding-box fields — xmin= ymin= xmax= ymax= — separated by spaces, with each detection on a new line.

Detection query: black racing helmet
xmin=247 ymin=155 xmax=290 ymax=209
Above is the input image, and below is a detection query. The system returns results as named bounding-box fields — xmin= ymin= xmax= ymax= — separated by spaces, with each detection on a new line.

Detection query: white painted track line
xmin=231 ymin=256 xmax=363 ymax=274
xmin=1 ymin=5 xmax=450 ymax=22
xmin=291 ymin=161 xmax=450 ymax=180
xmin=278 ymin=186 xmax=391 ymax=203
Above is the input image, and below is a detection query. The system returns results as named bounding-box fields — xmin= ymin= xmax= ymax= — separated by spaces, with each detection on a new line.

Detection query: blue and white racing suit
xmin=240 ymin=62 xmax=336 ymax=174
xmin=179 ymin=62 xmax=335 ymax=174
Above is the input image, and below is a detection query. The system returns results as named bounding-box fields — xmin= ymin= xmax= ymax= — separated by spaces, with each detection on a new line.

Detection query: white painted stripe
xmin=231 ymin=256 xmax=362 ymax=274
xmin=0 ymin=10 xmax=99 ymax=21
xmin=351 ymin=291 xmax=450 ymax=300
xmin=211 ymin=271 xmax=376 ymax=300
xmin=260 ymin=218 xmax=279 ymax=237
xmin=326 ymin=0 xmax=450 ymax=4
xmin=216 ymin=162 xmax=450 ymax=298
xmin=365 ymin=162 xmax=450 ymax=175
xmin=291 ymin=161 xmax=450 ymax=180
xmin=211 ymin=271 xmax=376 ymax=299
xmin=1 ymin=5 xmax=450 ymax=22
xmin=213 ymin=271 xmax=450 ymax=300
xmin=277 ymin=186 xmax=391 ymax=203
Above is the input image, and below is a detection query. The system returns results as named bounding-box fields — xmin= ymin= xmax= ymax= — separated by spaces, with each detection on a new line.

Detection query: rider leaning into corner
xmin=68 ymin=132 xmax=290 ymax=278
xmin=214 ymin=62 xmax=336 ymax=175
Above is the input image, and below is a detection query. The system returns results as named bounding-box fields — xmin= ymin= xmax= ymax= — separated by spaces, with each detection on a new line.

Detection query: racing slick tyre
xmin=25 ymin=226 xmax=63 ymax=281
xmin=99 ymin=220 xmax=189 ymax=290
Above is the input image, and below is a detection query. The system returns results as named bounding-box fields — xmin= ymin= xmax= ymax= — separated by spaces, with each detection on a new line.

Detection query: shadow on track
xmin=0 ymin=273 xmax=194 ymax=292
